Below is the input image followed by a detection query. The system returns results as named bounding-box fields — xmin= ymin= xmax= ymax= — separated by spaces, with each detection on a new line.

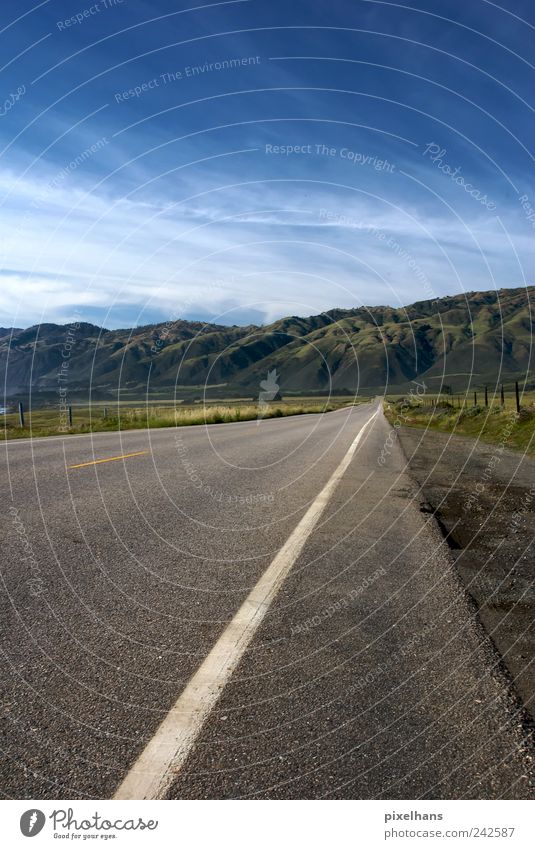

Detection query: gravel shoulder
xmin=397 ymin=425 xmax=535 ymax=727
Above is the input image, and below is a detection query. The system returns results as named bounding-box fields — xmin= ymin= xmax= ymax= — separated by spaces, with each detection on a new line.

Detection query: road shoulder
xmin=397 ymin=425 xmax=535 ymax=729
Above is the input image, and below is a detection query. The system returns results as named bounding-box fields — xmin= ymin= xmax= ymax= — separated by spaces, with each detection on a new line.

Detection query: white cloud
xmin=0 ymin=161 xmax=533 ymax=328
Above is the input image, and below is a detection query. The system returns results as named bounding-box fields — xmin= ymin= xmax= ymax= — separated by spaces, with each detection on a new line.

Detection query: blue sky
xmin=0 ymin=0 xmax=534 ymax=328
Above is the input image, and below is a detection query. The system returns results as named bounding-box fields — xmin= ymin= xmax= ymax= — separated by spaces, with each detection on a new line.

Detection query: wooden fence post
xmin=515 ymin=381 xmax=520 ymax=414
xmin=18 ymin=401 xmax=25 ymax=427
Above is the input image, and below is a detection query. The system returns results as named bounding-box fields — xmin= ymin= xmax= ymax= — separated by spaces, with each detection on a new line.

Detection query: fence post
xmin=515 ymin=381 xmax=520 ymax=414
xmin=500 ymin=384 xmax=505 ymax=406
xmin=18 ymin=401 xmax=25 ymax=428
xmin=68 ymin=406 xmax=73 ymax=428
xmin=474 ymin=391 xmax=477 ymax=406
xmin=103 ymin=407 xmax=107 ymax=418
xmin=484 ymin=385 xmax=488 ymax=407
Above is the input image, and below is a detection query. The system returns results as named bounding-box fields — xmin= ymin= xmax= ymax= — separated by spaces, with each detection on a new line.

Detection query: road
xmin=0 ymin=401 xmax=532 ymax=799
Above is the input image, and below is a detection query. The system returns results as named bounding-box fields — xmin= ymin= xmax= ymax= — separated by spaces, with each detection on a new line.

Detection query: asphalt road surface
xmin=1 ymin=401 xmax=533 ymax=799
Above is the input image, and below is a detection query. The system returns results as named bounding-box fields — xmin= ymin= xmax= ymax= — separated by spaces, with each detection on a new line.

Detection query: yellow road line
xmin=69 ymin=450 xmax=148 ymax=469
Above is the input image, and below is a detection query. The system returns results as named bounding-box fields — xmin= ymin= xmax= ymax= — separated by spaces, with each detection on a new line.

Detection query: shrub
xmin=461 ymin=404 xmax=484 ymax=418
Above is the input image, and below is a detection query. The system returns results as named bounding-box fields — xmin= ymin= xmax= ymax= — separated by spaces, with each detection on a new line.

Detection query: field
xmin=384 ymin=391 xmax=535 ymax=456
xmin=0 ymin=396 xmax=368 ymax=440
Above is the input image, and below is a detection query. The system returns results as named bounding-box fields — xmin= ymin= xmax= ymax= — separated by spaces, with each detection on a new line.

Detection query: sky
xmin=0 ymin=0 xmax=534 ymax=329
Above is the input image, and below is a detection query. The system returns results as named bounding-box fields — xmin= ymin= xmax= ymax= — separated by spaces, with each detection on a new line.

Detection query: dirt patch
xmin=397 ymin=426 xmax=535 ymax=723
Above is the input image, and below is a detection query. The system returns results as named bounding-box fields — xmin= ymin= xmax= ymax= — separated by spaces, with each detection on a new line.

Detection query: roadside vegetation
xmin=384 ymin=392 xmax=535 ymax=457
xmin=1 ymin=397 xmax=367 ymax=440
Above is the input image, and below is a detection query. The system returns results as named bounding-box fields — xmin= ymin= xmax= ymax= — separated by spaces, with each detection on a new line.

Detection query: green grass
xmin=384 ymin=393 xmax=535 ymax=457
xmin=1 ymin=397 xmax=368 ymax=440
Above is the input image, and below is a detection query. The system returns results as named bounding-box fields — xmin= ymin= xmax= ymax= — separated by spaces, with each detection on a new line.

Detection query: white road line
xmin=113 ymin=404 xmax=380 ymax=800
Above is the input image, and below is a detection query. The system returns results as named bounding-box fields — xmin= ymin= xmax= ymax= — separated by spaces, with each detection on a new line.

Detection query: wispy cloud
xmin=0 ymin=155 xmax=533 ymax=328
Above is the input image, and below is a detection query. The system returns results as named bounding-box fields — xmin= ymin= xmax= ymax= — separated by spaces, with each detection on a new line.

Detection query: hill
xmin=1 ymin=287 xmax=533 ymax=399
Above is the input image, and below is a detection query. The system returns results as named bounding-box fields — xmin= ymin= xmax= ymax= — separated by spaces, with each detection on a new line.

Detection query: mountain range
xmin=1 ymin=286 xmax=533 ymax=400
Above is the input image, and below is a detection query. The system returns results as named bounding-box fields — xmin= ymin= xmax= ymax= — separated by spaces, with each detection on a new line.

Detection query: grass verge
xmin=384 ymin=397 xmax=535 ymax=457
xmin=1 ymin=400 xmax=365 ymax=440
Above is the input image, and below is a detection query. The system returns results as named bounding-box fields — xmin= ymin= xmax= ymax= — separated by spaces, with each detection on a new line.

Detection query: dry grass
xmin=1 ymin=399 xmax=364 ymax=440
xmin=384 ymin=394 xmax=535 ymax=457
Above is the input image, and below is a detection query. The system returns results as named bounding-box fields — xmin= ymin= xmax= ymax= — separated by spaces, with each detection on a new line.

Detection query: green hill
xmin=1 ymin=287 xmax=533 ymax=399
